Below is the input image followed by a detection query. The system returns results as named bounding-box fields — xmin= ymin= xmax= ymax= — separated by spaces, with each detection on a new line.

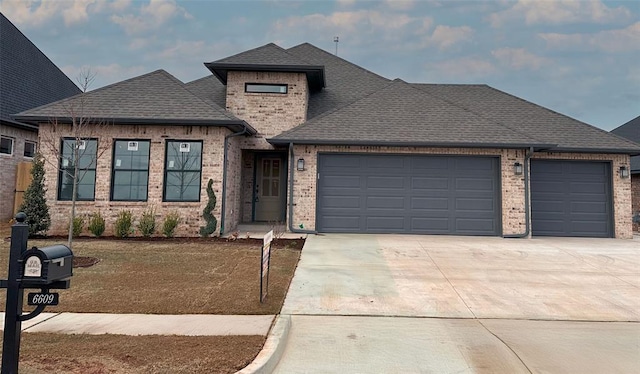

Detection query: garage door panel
xmin=324 ymin=175 xmax=361 ymax=188
xmin=321 ymin=216 xmax=361 ymax=231
xmin=367 ymin=176 xmax=404 ymax=189
xmin=318 ymin=154 xmax=499 ymax=235
xmin=531 ymin=160 xmax=612 ymax=238
xmin=411 ymin=197 xmax=449 ymax=210
xmin=412 ymin=177 xmax=449 ymax=190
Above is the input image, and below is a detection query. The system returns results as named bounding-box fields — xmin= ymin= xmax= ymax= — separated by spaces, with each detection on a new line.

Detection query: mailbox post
xmin=1 ymin=213 xmax=73 ymax=374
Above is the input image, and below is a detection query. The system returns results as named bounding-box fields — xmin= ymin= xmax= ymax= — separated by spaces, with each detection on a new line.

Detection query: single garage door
xmin=317 ymin=154 xmax=500 ymax=235
xmin=531 ymin=160 xmax=612 ymax=237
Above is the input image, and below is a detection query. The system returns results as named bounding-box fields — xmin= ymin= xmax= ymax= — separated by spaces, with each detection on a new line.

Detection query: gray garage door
xmin=317 ymin=154 xmax=500 ymax=235
xmin=531 ymin=160 xmax=612 ymax=237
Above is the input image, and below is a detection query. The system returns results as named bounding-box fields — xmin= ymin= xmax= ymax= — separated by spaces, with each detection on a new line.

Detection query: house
xmin=13 ymin=43 xmax=640 ymax=238
xmin=0 ymin=13 xmax=81 ymax=220
xmin=611 ymin=115 xmax=640 ymax=232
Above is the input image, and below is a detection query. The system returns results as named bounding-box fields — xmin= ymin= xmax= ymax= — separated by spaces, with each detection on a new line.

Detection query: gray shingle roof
xmin=287 ymin=43 xmax=390 ymax=119
xmin=184 ymin=75 xmax=226 ymax=108
xmin=271 ymin=79 xmax=549 ymax=148
xmin=205 ymin=43 xmax=325 ymax=90
xmin=414 ymin=84 xmax=640 ymax=153
xmin=0 ymin=13 xmax=80 ymax=129
xmin=611 ymin=116 xmax=640 ymax=172
xmin=14 ymin=70 xmax=255 ymax=133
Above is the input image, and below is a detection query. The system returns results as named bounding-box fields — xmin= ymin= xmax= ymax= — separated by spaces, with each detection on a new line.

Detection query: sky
xmin=1 ymin=0 xmax=638 ymax=131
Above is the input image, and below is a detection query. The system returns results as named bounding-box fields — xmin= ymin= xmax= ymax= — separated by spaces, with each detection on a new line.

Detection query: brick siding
xmin=0 ymin=124 xmax=38 ymax=221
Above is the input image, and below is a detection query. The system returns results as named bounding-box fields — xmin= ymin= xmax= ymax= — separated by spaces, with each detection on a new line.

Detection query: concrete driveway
xmin=270 ymin=234 xmax=640 ymax=373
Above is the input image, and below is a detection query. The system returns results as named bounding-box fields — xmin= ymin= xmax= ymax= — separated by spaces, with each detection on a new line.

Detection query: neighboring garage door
xmin=531 ymin=160 xmax=612 ymax=237
xmin=317 ymin=154 xmax=500 ymax=235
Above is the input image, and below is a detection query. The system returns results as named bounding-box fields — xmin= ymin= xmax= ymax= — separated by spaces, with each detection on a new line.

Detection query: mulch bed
xmin=38 ymin=236 xmax=305 ymax=250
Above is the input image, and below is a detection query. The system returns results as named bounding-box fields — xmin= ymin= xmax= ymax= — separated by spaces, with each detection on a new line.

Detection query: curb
xmin=236 ymin=314 xmax=291 ymax=374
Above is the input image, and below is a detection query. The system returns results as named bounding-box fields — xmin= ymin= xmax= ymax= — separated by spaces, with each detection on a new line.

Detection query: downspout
xmin=220 ymin=124 xmax=249 ymax=236
xmin=288 ymin=142 xmax=317 ymax=234
xmin=504 ymin=147 xmax=534 ymax=238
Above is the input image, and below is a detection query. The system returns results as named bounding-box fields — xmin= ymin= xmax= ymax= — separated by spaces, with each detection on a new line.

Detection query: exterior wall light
xmin=514 ymin=162 xmax=523 ymax=175
xmin=297 ymin=158 xmax=305 ymax=171
xmin=619 ymin=166 xmax=629 ymax=178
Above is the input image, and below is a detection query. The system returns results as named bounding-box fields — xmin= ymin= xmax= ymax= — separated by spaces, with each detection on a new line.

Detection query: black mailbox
xmin=19 ymin=245 xmax=73 ymax=285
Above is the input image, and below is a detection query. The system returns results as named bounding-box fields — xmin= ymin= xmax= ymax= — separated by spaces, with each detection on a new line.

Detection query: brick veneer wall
xmin=632 ymin=174 xmax=639 ymax=232
xmin=0 ymin=124 xmax=38 ymax=220
xmin=38 ymin=124 xmax=236 ymax=237
xmin=290 ymin=146 xmax=634 ymax=239
xmin=225 ymin=71 xmax=309 ymax=223
xmin=226 ymin=71 xmax=308 ymax=150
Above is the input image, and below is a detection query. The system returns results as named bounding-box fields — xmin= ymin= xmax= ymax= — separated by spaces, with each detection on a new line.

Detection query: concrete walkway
xmin=0 ymin=312 xmax=274 ymax=336
xmin=266 ymin=234 xmax=640 ymax=373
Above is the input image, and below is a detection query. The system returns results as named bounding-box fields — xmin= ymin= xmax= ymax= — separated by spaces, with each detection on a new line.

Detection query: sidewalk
xmin=0 ymin=312 xmax=274 ymax=336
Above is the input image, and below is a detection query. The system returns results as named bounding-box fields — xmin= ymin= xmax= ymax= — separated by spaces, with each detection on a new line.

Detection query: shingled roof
xmin=414 ymin=84 xmax=640 ymax=153
xmin=205 ymin=43 xmax=325 ymax=90
xmin=14 ymin=69 xmax=255 ymax=133
xmin=0 ymin=13 xmax=80 ymax=130
xmin=270 ymin=79 xmax=551 ymax=148
xmin=611 ymin=115 xmax=640 ymax=172
xmin=184 ymin=75 xmax=226 ymax=108
xmin=287 ymin=43 xmax=390 ymax=120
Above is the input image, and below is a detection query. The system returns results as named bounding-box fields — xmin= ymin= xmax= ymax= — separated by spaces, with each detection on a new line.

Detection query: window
xmin=58 ymin=138 xmax=97 ymax=201
xmin=1 ymin=136 xmax=14 ymax=155
xmin=245 ymin=83 xmax=288 ymax=94
xmin=163 ymin=140 xmax=202 ymax=202
xmin=24 ymin=141 xmax=36 ymax=158
xmin=111 ymin=140 xmax=150 ymax=201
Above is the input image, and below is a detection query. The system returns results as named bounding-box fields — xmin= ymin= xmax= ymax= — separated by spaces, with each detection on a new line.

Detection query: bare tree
xmin=38 ymin=70 xmax=110 ymax=249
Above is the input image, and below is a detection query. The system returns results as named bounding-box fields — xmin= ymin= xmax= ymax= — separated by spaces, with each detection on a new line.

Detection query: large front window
xmin=163 ymin=140 xmax=202 ymax=202
xmin=111 ymin=140 xmax=150 ymax=201
xmin=58 ymin=138 xmax=97 ymax=201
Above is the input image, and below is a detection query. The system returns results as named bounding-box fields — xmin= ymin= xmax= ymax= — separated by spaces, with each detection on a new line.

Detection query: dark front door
xmin=531 ymin=160 xmax=612 ymax=237
xmin=254 ymin=155 xmax=286 ymax=222
xmin=317 ymin=154 xmax=500 ymax=235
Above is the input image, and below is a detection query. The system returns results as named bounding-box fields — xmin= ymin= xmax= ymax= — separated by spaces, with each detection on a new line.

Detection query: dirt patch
xmin=12 ymin=333 xmax=264 ymax=374
xmin=73 ymin=256 xmax=100 ymax=268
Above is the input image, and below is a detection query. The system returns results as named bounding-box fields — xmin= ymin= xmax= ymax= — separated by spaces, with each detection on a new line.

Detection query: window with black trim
xmin=24 ymin=141 xmax=36 ymax=158
xmin=163 ymin=140 xmax=202 ymax=202
xmin=1 ymin=136 xmax=14 ymax=155
xmin=58 ymin=138 xmax=97 ymax=201
xmin=111 ymin=140 xmax=150 ymax=201
xmin=245 ymin=83 xmax=288 ymax=94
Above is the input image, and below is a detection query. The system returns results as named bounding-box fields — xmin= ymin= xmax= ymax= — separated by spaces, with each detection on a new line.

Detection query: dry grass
xmin=10 ymin=333 xmax=265 ymax=374
xmin=0 ymin=235 xmax=300 ymax=314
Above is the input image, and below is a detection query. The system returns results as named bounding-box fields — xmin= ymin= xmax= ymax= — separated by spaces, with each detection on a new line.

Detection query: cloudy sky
xmin=1 ymin=0 xmax=638 ymax=130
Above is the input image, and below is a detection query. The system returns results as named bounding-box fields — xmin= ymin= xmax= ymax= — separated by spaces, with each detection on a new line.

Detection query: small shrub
xmin=67 ymin=216 xmax=84 ymax=238
xmin=114 ymin=210 xmax=133 ymax=238
xmin=199 ymin=179 xmax=218 ymax=237
xmin=87 ymin=211 xmax=106 ymax=237
xmin=138 ymin=208 xmax=156 ymax=238
xmin=162 ymin=211 xmax=181 ymax=238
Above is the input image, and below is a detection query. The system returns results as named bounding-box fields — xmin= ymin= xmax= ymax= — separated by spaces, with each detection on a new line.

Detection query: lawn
xmin=0 ymin=222 xmax=303 ymax=373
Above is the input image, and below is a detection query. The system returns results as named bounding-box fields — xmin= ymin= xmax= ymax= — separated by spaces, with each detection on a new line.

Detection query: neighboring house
xmin=14 ymin=43 xmax=640 ymax=238
xmin=0 ymin=13 xmax=81 ymax=220
xmin=611 ymin=115 xmax=640 ymax=232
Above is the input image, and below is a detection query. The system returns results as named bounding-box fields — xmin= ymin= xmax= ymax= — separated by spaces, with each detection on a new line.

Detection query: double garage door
xmin=317 ymin=154 xmax=501 ymax=235
xmin=317 ymin=155 xmax=613 ymax=237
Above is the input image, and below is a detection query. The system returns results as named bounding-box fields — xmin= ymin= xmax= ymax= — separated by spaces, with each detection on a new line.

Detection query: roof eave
xmin=204 ymin=62 xmax=326 ymax=90
xmin=0 ymin=118 xmax=38 ymax=131
xmin=12 ymin=116 xmax=257 ymax=135
xmin=539 ymin=147 xmax=640 ymax=155
xmin=267 ymin=138 xmax=555 ymax=149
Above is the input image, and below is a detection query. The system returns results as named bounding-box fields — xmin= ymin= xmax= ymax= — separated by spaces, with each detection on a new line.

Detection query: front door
xmin=255 ymin=155 xmax=285 ymax=221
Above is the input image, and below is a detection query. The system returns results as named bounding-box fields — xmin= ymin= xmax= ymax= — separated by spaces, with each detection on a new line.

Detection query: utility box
xmin=19 ymin=245 xmax=73 ymax=286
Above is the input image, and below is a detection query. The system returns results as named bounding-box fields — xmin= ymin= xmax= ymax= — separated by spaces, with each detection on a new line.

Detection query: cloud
xmin=110 ymin=0 xmax=192 ymax=35
xmin=427 ymin=25 xmax=473 ymax=49
xmin=61 ymin=63 xmax=147 ymax=89
xmin=383 ymin=0 xmax=416 ymax=11
xmin=427 ymin=57 xmax=496 ymax=79
xmin=0 ymin=0 xmax=132 ymax=27
xmin=540 ymin=22 xmax=640 ymax=53
xmin=489 ymin=0 xmax=632 ymax=27
xmin=491 ymin=48 xmax=550 ymax=70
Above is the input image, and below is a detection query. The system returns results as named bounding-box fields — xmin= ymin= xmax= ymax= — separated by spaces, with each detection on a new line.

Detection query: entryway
xmin=254 ymin=153 xmax=287 ymax=222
